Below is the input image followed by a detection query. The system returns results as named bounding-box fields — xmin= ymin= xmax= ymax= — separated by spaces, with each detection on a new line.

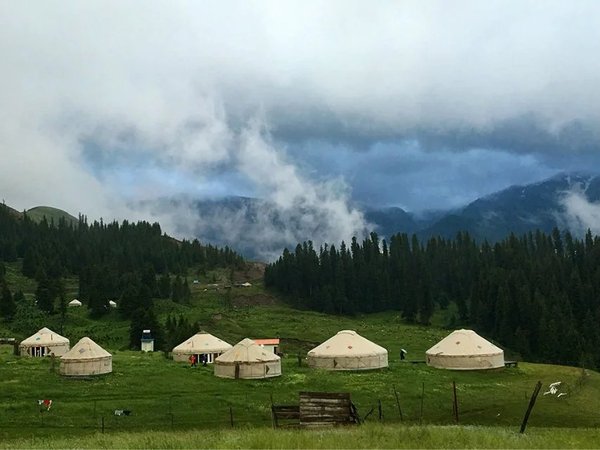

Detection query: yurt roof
xmin=173 ymin=331 xmax=232 ymax=354
xmin=61 ymin=337 xmax=111 ymax=360
xmin=69 ymin=299 xmax=82 ymax=306
xmin=308 ymin=330 xmax=387 ymax=357
xmin=426 ymin=329 xmax=503 ymax=356
xmin=216 ymin=338 xmax=280 ymax=364
xmin=21 ymin=327 xmax=69 ymax=346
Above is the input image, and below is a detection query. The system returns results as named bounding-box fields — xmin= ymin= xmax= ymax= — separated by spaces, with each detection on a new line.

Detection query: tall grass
xmin=2 ymin=424 xmax=600 ymax=449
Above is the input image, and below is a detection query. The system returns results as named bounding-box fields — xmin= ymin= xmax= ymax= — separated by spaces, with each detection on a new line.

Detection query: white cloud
xmin=559 ymin=190 xmax=600 ymax=236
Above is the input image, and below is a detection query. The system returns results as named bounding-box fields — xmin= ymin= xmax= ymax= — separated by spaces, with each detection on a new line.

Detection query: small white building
xmin=69 ymin=299 xmax=82 ymax=307
xmin=141 ymin=329 xmax=154 ymax=352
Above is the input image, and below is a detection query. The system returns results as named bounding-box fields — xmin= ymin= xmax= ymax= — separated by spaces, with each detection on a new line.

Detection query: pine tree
xmin=0 ymin=282 xmax=16 ymax=319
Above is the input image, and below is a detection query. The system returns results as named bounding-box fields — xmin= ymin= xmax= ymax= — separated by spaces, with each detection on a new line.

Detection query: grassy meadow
xmin=1 ymin=260 xmax=600 ymax=447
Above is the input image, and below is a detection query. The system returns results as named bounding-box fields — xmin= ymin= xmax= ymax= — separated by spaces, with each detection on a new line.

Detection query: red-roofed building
xmin=253 ymin=338 xmax=280 ymax=355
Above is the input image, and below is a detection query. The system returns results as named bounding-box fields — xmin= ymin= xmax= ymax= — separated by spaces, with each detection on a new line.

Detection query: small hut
xmin=20 ymin=327 xmax=70 ymax=357
xmin=108 ymin=300 xmax=117 ymax=308
xmin=141 ymin=329 xmax=154 ymax=352
xmin=426 ymin=329 xmax=504 ymax=370
xmin=68 ymin=299 xmax=82 ymax=307
xmin=172 ymin=331 xmax=232 ymax=364
xmin=307 ymin=330 xmax=388 ymax=371
xmin=253 ymin=338 xmax=280 ymax=354
xmin=214 ymin=338 xmax=281 ymax=379
xmin=60 ymin=337 xmax=112 ymax=376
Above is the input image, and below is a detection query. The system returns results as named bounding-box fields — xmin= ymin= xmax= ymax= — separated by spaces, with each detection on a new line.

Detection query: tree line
xmin=0 ymin=203 xmax=243 ymax=349
xmin=265 ymin=229 xmax=600 ymax=367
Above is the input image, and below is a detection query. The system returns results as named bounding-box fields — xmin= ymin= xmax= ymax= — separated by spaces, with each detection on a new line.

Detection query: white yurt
xmin=60 ymin=337 xmax=112 ymax=376
xmin=214 ymin=338 xmax=281 ymax=379
xmin=173 ymin=331 xmax=232 ymax=363
xmin=108 ymin=300 xmax=117 ymax=308
xmin=426 ymin=329 xmax=505 ymax=370
xmin=19 ymin=327 xmax=70 ymax=357
xmin=307 ymin=330 xmax=388 ymax=371
xmin=68 ymin=299 xmax=82 ymax=307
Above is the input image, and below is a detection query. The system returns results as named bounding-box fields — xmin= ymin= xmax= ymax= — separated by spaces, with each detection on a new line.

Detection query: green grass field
xmin=1 ymin=261 xmax=600 ymax=448
xmin=2 ymin=424 xmax=600 ymax=449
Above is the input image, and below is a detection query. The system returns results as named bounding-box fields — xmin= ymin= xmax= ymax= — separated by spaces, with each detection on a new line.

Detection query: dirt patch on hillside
xmin=232 ymin=293 xmax=278 ymax=308
xmin=233 ymin=262 xmax=266 ymax=283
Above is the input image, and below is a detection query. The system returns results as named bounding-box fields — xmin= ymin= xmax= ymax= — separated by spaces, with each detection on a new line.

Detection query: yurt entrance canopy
xmin=214 ymin=338 xmax=281 ymax=379
xmin=426 ymin=329 xmax=504 ymax=370
xmin=19 ymin=327 xmax=70 ymax=357
xmin=307 ymin=330 xmax=388 ymax=371
xmin=60 ymin=337 xmax=112 ymax=376
xmin=172 ymin=331 xmax=232 ymax=364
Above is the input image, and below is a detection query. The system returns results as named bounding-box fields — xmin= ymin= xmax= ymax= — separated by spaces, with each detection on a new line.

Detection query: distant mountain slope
xmin=416 ymin=173 xmax=600 ymax=241
xmin=26 ymin=206 xmax=78 ymax=227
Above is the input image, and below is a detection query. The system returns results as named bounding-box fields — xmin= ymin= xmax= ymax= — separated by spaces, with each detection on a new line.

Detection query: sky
xmin=2 ymin=1 xmax=600 ymax=255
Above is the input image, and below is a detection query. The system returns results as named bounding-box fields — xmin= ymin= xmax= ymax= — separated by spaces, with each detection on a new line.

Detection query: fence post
xmin=378 ymin=399 xmax=383 ymax=421
xmin=419 ymin=382 xmax=425 ymax=425
xmin=393 ymin=385 xmax=403 ymax=421
xmin=520 ymin=381 xmax=542 ymax=433
xmin=452 ymin=381 xmax=459 ymax=424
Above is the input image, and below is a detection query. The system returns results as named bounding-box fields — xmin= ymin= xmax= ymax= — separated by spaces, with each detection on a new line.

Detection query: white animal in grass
xmin=543 ymin=381 xmax=566 ymax=397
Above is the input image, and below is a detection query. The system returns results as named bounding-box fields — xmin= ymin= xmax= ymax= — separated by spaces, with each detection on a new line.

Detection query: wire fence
xmin=1 ymin=375 xmax=597 ymax=435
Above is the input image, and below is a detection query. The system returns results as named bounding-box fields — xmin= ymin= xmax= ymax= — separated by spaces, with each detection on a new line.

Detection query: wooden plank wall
xmin=299 ymin=392 xmax=357 ymax=427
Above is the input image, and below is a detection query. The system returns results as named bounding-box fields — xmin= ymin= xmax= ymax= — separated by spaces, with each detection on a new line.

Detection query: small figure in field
xmin=400 ymin=349 xmax=407 ymax=361
xmin=189 ymin=354 xmax=197 ymax=367
xmin=200 ymin=354 xmax=207 ymax=366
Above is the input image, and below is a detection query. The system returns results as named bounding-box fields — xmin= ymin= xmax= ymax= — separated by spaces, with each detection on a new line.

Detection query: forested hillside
xmin=265 ymin=229 xmax=600 ymax=367
xmin=0 ymin=203 xmax=243 ymax=346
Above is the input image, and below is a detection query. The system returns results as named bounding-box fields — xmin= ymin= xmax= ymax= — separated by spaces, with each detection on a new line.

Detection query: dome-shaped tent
xmin=214 ymin=338 xmax=281 ymax=379
xmin=426 ymin=329 xmax=504 ymax=370
xmin=68 ymin=299 xmax=82 ymax=307
xmin=19 ymin=327 xmax=70 ymax=357
xmin=307 ymin=330 xmax=388 ymax=371
xmin=60 ymin=337 xmax=112 ymax=376
xmin=172 ymin=331 xmax=232 ymax=364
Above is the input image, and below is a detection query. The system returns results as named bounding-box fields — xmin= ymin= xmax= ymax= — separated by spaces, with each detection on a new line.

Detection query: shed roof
xmin=61 ymin=337 xmax=111 ymax=360
xmin=21 ymin=327 xmax=69 ymax=346
xmin=426 ymin=329 xmax=503 ymax=357
xmin=216 ymin=338 xmax=280 ymax=364
xmin=172 ymin=332 xmax=232 ymax=354
xmin=308 ymin=330 xmax=387 ymax=358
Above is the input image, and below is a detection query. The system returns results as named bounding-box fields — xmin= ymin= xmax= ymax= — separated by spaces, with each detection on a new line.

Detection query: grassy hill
xmin=25 ymin=206 xmax=78 ymax=226
xmin=1 ymin=260 xmax=600 ymax=447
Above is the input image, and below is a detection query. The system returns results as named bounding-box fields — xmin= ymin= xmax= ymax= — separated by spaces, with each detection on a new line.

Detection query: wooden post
xmin=393 ymin=385 xmax=403 ymax=421
xmin=378 ymin=399 xmax=383 ymax=421
xmin=452 ymin=381 xmax=459 ymax=424
xmin=297 ymin=353 xmax=302 ymax=367
xmin=520 ymin=381 xmax=542 ymax=433
xmin=270 ymin=393 xmax=276 ymax=429
xmin=229 ymin=406 xmax=234 ymax=427
xmin=419 ymin=382 xmax=425 ymax=425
